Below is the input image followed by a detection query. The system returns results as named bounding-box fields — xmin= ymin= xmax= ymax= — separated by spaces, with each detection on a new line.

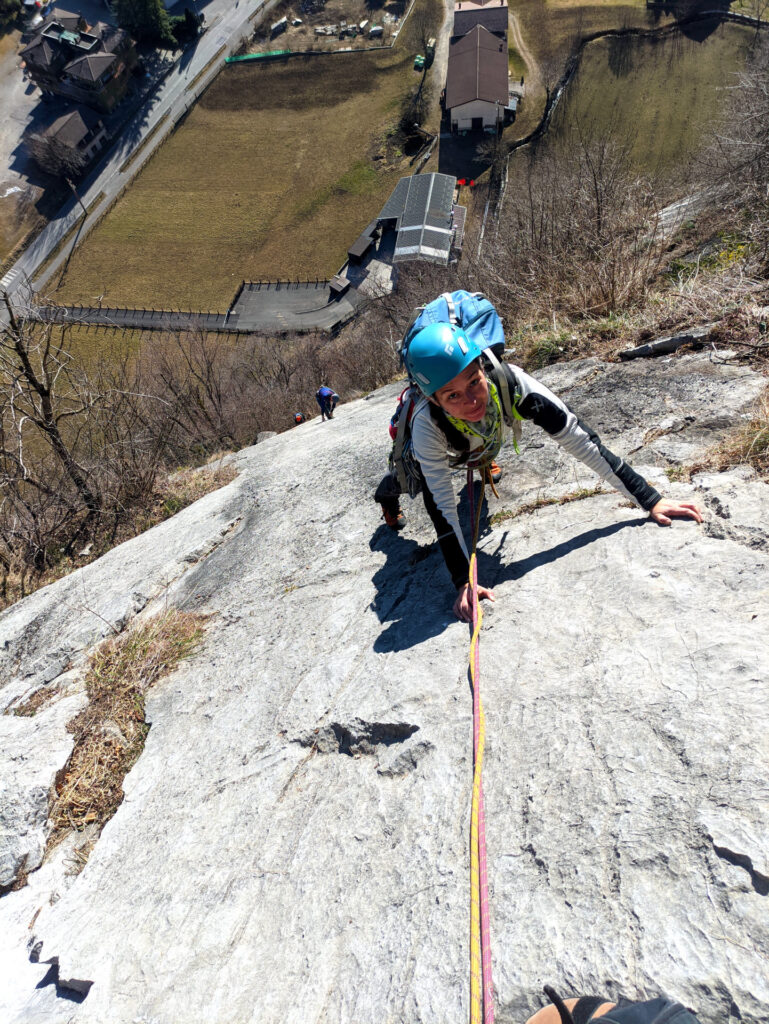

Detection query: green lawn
xmin=56 ymin=0 xmax=442 ymax=309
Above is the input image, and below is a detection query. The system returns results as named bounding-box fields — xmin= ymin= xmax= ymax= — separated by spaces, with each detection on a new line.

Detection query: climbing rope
xmin=467 ymin=467 xmax=494 ymax=1024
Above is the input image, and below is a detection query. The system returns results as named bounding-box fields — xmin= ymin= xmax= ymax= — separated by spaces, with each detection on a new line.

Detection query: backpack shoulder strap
xmin=484 ymin=352 xmax=525 ymax=453
xmin=441 ymin=292 xmax=458 ymax=325
xmin=483 ymin=348 xmax=514 ymax=422
xmin=391 ymin=389 xmax=415 ymax=491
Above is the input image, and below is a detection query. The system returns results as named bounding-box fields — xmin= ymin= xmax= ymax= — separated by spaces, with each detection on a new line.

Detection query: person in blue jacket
xmin=316 ymin=385 xmax=339 ymax=421
xmin=380 ymin=321 xmax=702 ymax=622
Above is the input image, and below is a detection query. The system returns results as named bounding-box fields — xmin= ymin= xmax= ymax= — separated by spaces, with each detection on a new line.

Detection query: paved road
xmin=0 ymin=0 xmax=272 ymax=322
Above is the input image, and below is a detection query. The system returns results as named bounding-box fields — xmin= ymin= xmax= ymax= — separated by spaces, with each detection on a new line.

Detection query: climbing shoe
xmin=490 ymin=461 xmax=503 ymax=484
xmin=383 ymin=506 xmax=406 ymax=531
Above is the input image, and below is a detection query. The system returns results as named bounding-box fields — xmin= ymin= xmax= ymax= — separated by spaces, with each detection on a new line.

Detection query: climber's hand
xmin=649 ymin=499 xmax=703 ymax=526
xmin=454 ymin=582 xmax=495 ymax=622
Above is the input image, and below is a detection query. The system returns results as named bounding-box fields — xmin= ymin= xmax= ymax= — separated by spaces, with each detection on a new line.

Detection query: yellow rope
xmin=469 ymin=547 xmax=486 ymax=1024
xmin=468 ymin=475 xmax=492 ymax=1024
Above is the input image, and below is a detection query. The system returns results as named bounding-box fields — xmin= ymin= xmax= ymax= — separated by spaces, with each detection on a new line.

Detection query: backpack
xmin=388 ymin=386 xmax=423 ymax=498
xmin=389 ymin=291 xmax=520 ymax=496
xmin=601 ymin=1001 xmax=700 ymax=1024
xmin=402 ymin=290 xmax=506 ymax=361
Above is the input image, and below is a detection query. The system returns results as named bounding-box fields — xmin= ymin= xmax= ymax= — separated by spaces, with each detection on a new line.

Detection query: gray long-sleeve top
xmin=410 ymin=362 xmax=661 ymax=587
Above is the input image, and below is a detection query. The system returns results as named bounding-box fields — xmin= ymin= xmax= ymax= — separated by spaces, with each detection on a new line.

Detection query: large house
xmin=452 ymin=0 xmax=508 ymax=40
xmin=445 ymin=25 xmax=510 ymax=133
xmin=20 ymin=7 xmax=137 ymax=113
xmin=28 ymin=107 xmax=109 ymax=174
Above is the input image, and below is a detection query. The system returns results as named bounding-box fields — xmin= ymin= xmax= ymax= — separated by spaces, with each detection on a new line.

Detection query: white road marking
xmin=0 ymin=267 xmax=20 ymax=290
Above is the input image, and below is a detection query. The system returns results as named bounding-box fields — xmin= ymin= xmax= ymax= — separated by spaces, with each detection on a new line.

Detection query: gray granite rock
xmin=618 ymin=325 xmax=717 ymax=360
xmin=0 ymin=353 xmax=767 ymax=1024
xmin=0 ymin=689 xmax=85 ymax=891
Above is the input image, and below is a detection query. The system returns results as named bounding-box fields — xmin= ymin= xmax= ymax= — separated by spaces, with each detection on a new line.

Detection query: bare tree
xmin=0 ymin=298 xmax=401 ymax=603
xmin=26 ymin=133 xmax=87 ymax=179
xmin=0 ymin=299 xmax=170 ymax=591
xmin=702 ymin=37 xmax=769 ymax=271
xmin=476 ymin=133 xmax=507 ymax=185
xmin=473 ymin=125 xmax=669 ymax=323
xmin=409 ymin=5 xmax=433 ymax=56
xmin=0 ymin=298 xmax=102 ymax=561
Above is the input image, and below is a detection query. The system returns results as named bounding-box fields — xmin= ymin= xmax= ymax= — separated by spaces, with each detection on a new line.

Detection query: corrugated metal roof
xmin=378 ymin=177 xmax=411 ymax=222
xmin=378 ymin=173 xmax=457 ymax=265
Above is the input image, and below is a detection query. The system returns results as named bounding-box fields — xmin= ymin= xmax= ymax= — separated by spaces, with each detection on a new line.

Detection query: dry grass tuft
xmin=6 ymin=685 xmax=61 ymax=718
xmin=490 ymin=485 xmax=606 ymax=525
xmin=48 ymin=610 xmax=206 ymax=846
xmin=691 ymin=390 xmax=769 ymax=480
xmin=156 ymin=461 xmax=238 ymax=520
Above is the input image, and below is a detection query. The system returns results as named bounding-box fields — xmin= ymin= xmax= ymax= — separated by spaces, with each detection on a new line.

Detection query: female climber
xmin=375 ymin=318 xmax=702 ymax=622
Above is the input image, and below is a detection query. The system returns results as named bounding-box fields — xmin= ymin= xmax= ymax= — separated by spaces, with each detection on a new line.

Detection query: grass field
xmin=548 ymin=21 xmax=754 ymax=173
xmin=54 ymin=0 xmax=442 ymax=310
xmin=515 ymin=0 xmax=663 ymax=73
xmin=54 ymin=323 xmax=252 ymax=375
xmin=494 ymin=0 xmax=665 ymax=148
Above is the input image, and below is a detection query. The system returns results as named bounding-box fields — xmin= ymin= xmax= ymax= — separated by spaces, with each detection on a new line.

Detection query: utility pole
xmin=66 ymin=177 xmax=88 ymax=217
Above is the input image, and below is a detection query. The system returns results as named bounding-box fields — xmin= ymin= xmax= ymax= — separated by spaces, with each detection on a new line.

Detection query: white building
xmin=445 ymin=25 xmax=509 ymax=133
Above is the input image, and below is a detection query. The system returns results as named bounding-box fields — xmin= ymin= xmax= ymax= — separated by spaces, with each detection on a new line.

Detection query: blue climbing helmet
xmin=401 ymin=291 xmax=507 ymax=396
xmin=403 ymin=322 xmax=485 ymax=396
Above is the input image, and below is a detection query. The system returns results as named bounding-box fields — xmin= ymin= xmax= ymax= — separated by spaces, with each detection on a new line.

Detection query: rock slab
xmin=0 ymin=352 xmax=767 ymax=1024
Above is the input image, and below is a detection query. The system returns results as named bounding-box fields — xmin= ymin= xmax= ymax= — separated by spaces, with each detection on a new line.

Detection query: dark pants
xmin=319 ymin=397 xmax=337 ymax=419
xmin=374 ymin=470 xmax=401 ymax=515
xmin=374 ymin=466 xmax=470 ymax=588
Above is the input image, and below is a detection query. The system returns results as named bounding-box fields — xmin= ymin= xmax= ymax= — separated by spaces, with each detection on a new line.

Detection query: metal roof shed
xmin=377 ymin=173 xmax=457 ymax=265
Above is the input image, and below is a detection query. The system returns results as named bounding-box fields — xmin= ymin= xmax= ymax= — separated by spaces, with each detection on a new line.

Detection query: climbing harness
xmin=467 ymin=467 xmax=494 ymax=1024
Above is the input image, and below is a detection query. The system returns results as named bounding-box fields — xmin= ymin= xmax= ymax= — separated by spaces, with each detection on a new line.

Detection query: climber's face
xmin=432 ymin=360 xmax=489 ymax=422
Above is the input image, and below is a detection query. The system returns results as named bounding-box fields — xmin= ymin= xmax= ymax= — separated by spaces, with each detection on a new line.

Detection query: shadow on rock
xmin=478 ymin=517 xmax=647 ymax=589
xmin=368 ymin=479 xmax=494 ymax=652
xmin=369 ymin=525 xmax=450 ymax=653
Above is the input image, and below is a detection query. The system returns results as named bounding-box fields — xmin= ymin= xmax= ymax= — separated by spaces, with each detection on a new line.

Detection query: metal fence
xmin=34 ymin=304 xmax=237 ymax=332
xmin=241 ymin=278 xmax=331 ymax=290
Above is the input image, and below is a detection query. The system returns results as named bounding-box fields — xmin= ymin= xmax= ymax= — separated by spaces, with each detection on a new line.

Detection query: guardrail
xmin=34 ymin=304 xmax=234 ymax=331
xmin=241 ymin=278 xmax=330 ymax=289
